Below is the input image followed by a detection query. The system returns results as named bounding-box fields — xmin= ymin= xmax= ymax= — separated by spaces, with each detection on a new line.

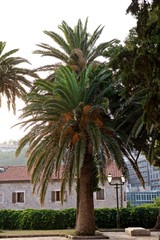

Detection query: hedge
xmin=0 ymin=207 xmax=158 ymax=230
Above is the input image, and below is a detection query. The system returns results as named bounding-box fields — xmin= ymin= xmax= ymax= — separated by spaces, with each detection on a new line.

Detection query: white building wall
xmin=0 ymin=180 xmax=126 ymax=210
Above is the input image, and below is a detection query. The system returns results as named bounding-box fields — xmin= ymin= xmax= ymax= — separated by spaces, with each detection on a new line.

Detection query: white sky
xmin=0 ymin=0 xmax=136 ymax=142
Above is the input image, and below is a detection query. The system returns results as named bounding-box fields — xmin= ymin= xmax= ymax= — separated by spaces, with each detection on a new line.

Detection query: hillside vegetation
xmin=0 ymin=147 xmax=27 ymax=166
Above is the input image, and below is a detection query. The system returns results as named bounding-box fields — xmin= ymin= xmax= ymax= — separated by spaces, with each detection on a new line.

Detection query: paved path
xmin=0 ymin=237 xmax=67 ymax=240
xmin=103 ymin=231 xmax=160 ymax=240
xmin=0 ymin=232 xmax=160 ymax=240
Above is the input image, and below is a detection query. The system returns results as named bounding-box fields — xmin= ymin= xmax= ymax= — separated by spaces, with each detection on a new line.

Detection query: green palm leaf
xmin=44 ymin=30 xmax=71 ymax=54
xmin=75 ymin=137 xmax=86 ymax=178
xmin=0 ymin=41 xmax=35 ymax=112
xmin=59 ymin=21 xmax=76 ymax=49
xmin=87 ymin=123 xmax=101 ymax=153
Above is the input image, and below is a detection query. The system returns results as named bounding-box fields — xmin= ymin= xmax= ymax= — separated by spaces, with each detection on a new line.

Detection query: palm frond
xmin=0 ymin=49 xmax=19 ymax=63
xmin=75 ymin=137 xmax=86 ymax=178
xmin=87 ymin=25 xmax=104 ymax=52
xmin=88 ymin=40 xmax=116 ymax=63
xmin=16 ymin=135 xmax=30 ymax=157
xmin=87 ymin=123 xmax=101 ymax=153
xmin=0 ymin=42 xmax=6 ymax=55
xmin=34 ymin=45 xmax=69 ymax=63
xmin=56 ymin=135 xmax=70 ymax=172
xmin=59 ymin=21 xmax=76 ymax=49
xmin=94 ymin=147 xmax=107 ymax=185
xmin=102 ymin=134 xmax=124 ymax=170
xmin=131 ymin=116 xmax=144 ymax=138
xmin=44 ymin=30 xmax=71 ymax=54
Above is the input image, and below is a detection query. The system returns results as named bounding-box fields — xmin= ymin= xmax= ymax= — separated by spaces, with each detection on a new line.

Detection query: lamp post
xmin=107 ymin=174 xmax=125 ymax=229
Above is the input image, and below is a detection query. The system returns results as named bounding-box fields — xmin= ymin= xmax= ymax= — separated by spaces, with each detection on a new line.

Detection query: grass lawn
xmin=0 ymin=229 xmax=76 ymax=237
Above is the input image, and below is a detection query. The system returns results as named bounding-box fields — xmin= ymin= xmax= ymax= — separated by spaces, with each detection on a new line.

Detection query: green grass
xmin=0 ymin=229 xmax=76 ymax=237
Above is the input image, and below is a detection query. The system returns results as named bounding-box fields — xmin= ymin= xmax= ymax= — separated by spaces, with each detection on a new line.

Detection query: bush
xmin=119 ymin=208 xmax=133 ymax=228
xmin=16 ymin=208 xmax=76 ymax=230
xmin=132 ymin=206 xmax=159 ymax=228
xmin=0 ymin=210 xmax=21 ymax=230
xmin=94 ymin=207 xmax=159 ymax=229
xmin=19 ymin=209 xmax=59 ymax=230
xmin=0 ymin=207 xmax=158 ymax=230
xmin=54 ymin=209 xmax=76 ymax=229
xmin=94 ymin=208 xmax=117 ymax=229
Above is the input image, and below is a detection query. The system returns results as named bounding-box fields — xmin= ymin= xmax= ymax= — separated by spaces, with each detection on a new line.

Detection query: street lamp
xmin=107 ymin=174 xmax=125 ymax=229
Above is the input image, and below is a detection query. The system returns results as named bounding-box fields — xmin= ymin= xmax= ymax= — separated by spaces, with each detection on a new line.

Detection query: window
xmin=96 ymin=189 xmax=105 ymax=200
xmin=51 ymin=191 xmax=67 ymax=202
xmin=0 ymin=193 xmax=4 ymax=203
xmin=12 ymin=192 xmax=24 ymax=203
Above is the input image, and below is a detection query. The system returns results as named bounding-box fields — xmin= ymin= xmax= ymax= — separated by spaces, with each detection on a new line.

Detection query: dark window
xmin=12 ymin=192 xmax=24 ymax=203
xmin=51 ymin=191 xmax=67 ymax=202
xmin=96 ymin=189 xmax=105 ymax=200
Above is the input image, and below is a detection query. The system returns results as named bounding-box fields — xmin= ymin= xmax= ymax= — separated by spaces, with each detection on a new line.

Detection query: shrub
xmin=54 ymin=209 xmax=76 ymax=229
xmin=132 ymin=207 xmax=159 ymax=228
xmin=94 ymin=208 xmax=117 ymax=229
xmin=119 ymin=208 xmax=133 ymax=228
xmin=0 ymin=210 xmax=21 ymax=230
xmin=0 ymin=207 xmax=158 ymax=230
xmin=18 ymin=208 xmax=76 ymax=230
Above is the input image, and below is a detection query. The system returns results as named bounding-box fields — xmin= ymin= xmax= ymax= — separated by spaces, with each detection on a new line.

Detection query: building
xmin=126 ymin=154 xmax=151 ymax=191
xmin=150 ymin=166 xmax=160 ymax=190
xmin=126 ymin=154 xmax=160 ymax=206
xmin=0 ymin=142 xmax=18 ymax=152
xmin=0 ymin=164 xmax=126 ymax=210
xmin=127 ymin=191 xmax=160 ymax=206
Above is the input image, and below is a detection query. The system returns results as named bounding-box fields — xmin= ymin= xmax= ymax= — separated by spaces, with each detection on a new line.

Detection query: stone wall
xmin=0 ymin=180 xmax=126 ymax=210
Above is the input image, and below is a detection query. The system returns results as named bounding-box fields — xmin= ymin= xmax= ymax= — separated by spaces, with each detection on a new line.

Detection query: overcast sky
xmin=0 ymin=0 xmax=136 ymax=142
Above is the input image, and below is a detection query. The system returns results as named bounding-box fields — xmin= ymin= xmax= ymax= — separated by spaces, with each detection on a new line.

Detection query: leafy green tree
xmin=104 ymin=0 xmax=160 ymax=164
xmin=0 ymin=42 xmax=36 ymax=113
xmin=104 ymin=0 xmax=160 ymax=229
xmin=125 ymin=0 xmax=160 ymax=132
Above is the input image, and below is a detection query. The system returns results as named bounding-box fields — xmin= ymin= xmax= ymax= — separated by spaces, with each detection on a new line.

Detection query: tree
xmin=125 ymin=0 xmax=160 ymax=132
xmin=104 ymin=0 xmax=160 ymax=229
xmin=34 ymin=18 xmax=115 ymax=79
xmin=104 ymin=0 xmax=160 ymax=166
xmin=16 ymin=64 xmax=131 ymax=235
xmin=16 ymin=18 xmax=148 ymax=235
xmin=0 ymin=42 xmax=36 ymax=113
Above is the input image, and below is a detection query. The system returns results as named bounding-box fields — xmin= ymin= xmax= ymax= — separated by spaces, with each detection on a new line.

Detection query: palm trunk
xmin=76 ymin=177 xmax=80 ymax=226
xmin=76 ymin=151 xmax=95 ymax=236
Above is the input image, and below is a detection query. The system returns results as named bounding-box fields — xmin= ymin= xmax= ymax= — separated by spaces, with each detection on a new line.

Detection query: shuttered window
xmin=51 ymin=191 xmax=67 ymax=202
xmin=12 ymin=192 xmax=24 ymax=203
xmin=12 ymin=192 xmax=16 ymax=203
xmin=51 ymin=191 xmax=55 ymax=202
xmin=17 ymin=192 xmax=24 ymax=203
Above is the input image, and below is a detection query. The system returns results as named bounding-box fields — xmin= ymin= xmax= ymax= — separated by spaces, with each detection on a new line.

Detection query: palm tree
xmin=34 ymin=18 xmax=115 ymax=78
xmin=0 ymin=41 xmax=36 ymax=113
xmin=16 ymin=65 xmax=128 ymax=235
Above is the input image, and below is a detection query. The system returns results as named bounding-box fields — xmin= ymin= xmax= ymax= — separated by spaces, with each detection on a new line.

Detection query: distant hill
xmin=0 ymin=147 xmax=27 ymax=166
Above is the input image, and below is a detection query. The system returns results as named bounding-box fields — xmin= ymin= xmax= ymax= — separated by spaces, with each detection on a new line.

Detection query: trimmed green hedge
xmin=0 ymin=207 xmax=158 ymax=230
xmin=94 ymin=207 xmax=159 ymax=229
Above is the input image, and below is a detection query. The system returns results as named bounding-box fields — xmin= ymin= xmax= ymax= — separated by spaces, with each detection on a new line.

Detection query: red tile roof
xmin=0 ymin=166 xmax=30 ymax=182
xmin=0 ymin=162 xmax=122 ymax=182
xmin=106 ymin=162 xmax=122 ymax=177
